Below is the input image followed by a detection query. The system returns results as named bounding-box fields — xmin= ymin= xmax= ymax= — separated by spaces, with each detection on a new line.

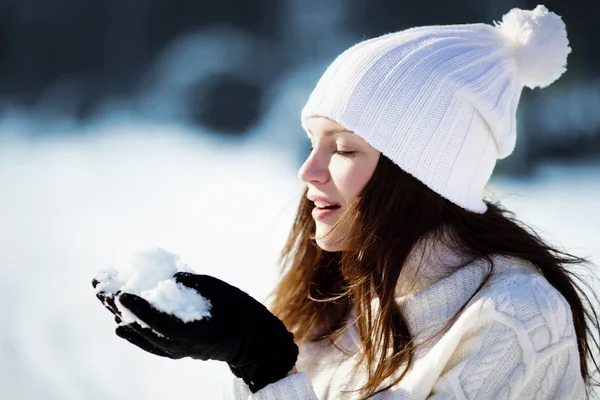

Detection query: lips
xmin=311 ymin=205 xmax=340 ymax=220
xmin=307 ymin=194 xmax=341 ymax=209
xmin=314 ymin=203 xmax=341 ymax=210
xmin=307 ymin=194 xmax=341 ymax=220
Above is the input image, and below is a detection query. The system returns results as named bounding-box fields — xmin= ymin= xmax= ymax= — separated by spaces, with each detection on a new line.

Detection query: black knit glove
xmin=92 ymin=272 xmax=298 ymax=393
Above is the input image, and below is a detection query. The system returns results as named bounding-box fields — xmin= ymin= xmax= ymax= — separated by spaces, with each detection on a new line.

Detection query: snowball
xmin=94 ymin=247 xmax=212 ymax=326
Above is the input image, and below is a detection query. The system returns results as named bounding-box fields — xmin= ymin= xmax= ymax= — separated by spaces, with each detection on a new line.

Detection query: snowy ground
xmin=0 ymin=121 xmax=598 ymax=399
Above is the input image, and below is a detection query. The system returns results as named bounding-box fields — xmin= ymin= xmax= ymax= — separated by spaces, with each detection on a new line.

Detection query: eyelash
xmin=334 ymin=150 xmax=356 ymax=157
xmin=308 ymin=147 xmax=356 ymax=158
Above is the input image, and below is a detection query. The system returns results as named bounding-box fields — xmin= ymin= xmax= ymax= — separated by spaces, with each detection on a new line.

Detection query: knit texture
xmin=226 ymin=255 xmax=585 ymax=399
xmin=301 ymin=5 xmax=570 ymax=213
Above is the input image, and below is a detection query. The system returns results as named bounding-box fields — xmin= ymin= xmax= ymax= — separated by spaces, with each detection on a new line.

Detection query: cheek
xmin=332 ymin=161 xmax=376 ymax=204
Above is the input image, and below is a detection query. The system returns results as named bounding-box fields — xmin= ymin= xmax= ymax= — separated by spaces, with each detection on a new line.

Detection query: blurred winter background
xmin=0 ymin=0 xmax=598 ymax=398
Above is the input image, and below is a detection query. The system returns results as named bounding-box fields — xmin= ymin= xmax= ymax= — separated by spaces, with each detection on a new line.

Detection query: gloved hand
xmin=92 ymin=272 xmax=298 ymax=393
xmin=93 ymin=285 xmax=175 ymax=358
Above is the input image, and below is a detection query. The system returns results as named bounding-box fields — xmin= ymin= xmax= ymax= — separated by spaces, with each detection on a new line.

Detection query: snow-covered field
xmin=0 ymin=121 xmax=598 ymax=399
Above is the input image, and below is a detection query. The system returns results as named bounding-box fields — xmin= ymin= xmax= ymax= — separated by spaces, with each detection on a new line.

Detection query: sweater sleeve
xmin=227 ymin=373 xmax=318 ymax=400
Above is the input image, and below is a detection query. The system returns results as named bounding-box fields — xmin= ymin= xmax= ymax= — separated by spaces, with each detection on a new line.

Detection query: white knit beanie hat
xmin=301 ymin=5 xmax=571 ymax=213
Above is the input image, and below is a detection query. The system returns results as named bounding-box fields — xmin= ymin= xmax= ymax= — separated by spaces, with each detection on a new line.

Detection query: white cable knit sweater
xmin=226 ymin=254 xmax=586 ymax=399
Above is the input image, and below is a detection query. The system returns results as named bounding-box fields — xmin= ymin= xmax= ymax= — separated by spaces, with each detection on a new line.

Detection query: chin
xmin=314 ymin=224 xmax=347 ymax=252
xmin=315 ymin=236 xmax=344 ymax=252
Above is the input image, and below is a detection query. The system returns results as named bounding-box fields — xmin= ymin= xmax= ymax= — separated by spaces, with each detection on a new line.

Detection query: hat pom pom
xmin=496 ymin=5 xmax=571 ymax=89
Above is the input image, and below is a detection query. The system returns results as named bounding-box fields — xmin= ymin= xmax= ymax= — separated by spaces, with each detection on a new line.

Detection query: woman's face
xmin=298 ymin=117 xmax=380 ymax=252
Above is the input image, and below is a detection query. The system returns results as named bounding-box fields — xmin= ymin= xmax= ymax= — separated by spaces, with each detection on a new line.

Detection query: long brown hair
xmin=269 ymin=155 xmax=600 ymax=398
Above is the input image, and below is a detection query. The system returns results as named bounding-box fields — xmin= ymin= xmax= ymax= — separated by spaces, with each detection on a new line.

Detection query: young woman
xmin=93 ymin=5 xmax=599 ymax=399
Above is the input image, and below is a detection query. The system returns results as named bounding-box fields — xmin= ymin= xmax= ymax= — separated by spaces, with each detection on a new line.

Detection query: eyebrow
xmin=307 ymin=128 xmax=353 ymax=137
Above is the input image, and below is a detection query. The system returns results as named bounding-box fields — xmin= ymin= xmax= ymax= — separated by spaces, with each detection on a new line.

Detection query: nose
xmin=298 ymin=149 xmax=330 ymax=184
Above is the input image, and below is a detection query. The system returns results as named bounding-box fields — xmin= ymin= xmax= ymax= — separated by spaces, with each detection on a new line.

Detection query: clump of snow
xmin=94 ymin=247 xmax=212 ymax=325
xmin=93 ymin=268 xmax=121 ymax=294
xmin=139 ymin=279 xmax=211 ymax=323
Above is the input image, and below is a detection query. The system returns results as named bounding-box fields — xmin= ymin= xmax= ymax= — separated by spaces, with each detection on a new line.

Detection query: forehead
xmin=305 ymin=116 xmax=352 ymax=137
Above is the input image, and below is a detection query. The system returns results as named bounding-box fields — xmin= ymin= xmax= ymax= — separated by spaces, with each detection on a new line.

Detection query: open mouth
xmin=318 ymin=204 xmax=340 ymax=210
xmin=312 ymin=202 xmax=341 ymax=220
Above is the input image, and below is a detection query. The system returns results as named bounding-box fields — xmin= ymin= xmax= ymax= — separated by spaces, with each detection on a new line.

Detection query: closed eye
xmin=334 ymin=150 xmax=356 ymax=157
